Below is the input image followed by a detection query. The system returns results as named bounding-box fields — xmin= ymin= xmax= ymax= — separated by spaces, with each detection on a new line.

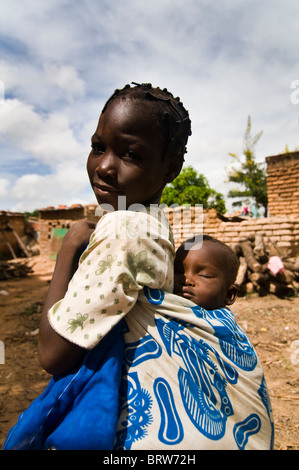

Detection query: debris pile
xmin=232 ymin=233 xmax=299 ymax=297
xmin=0 ymin=260 xmax=33 ymax=280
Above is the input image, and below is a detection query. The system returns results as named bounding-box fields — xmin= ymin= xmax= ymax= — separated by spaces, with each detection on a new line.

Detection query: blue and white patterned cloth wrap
xmin=113 ymin=287 xmax=274 ymax=450
xmin=4 ymin=209 xmax=274 ymax=450
xmin=4 ymin=286 xmax=274 ymax=450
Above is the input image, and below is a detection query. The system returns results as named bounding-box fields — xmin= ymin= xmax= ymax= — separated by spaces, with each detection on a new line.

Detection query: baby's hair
xmin=102 ymin=82 xmax=192 ymax=163
xmin=178 ymin=234 xmax=240 ymax=286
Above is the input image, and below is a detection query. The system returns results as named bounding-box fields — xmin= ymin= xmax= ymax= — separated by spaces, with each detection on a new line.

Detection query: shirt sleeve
xmin=48 ymin=209 xmax=174 ymax=349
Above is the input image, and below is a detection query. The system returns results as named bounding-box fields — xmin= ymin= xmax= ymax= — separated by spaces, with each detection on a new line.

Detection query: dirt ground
xmin=0 ymin=255 xmax=298 ymax=450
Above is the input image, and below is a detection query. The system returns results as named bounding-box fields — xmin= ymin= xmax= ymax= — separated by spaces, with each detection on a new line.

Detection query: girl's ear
xmin=225 ymin=285 xmax=238 ymax=306
xmin=164 ymin=156 xmax=183 ymax=184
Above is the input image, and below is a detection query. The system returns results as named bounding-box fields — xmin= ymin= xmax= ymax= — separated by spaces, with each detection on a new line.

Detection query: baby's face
xmin=174 ymin=241 xmax=230 ymax=310
xmin=87 ymin=98 xmax=173 ymax=210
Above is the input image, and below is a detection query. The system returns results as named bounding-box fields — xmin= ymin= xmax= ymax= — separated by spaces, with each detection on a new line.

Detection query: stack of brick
xmin=38 ymin=204 xmax=102 ymax=258
xmin=37 ymin=203 xmax=299 ymax=296
xmin=39 ymin=205 xmax=84 ymax=257
xmin=266 ymin=152 xmax=299 ymax=218
xmin=164 ymin=207 xmax=299 ymax=258
xmin=38 ymin=204 xmax=299 ymax=259
xmin=164 ymin=207 xmax=299 ymax=297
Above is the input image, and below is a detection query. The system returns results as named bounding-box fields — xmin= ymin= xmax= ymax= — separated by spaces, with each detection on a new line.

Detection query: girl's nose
xmin=95 ymin=151 xmax=117 ymax=179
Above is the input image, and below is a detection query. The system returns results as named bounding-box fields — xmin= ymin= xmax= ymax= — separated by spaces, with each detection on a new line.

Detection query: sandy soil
xmin=0 ymin=255 xmax=298 ymax=450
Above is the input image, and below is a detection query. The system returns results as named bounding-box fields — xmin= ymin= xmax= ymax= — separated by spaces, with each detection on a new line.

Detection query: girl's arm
xmin=42 ymin=209 xmax=174 ymax=373
xmin=38 ymin=220 xmax=96 ymax=376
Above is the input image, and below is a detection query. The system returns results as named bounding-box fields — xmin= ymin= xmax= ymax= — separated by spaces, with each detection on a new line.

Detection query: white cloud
xmin=43 ymin=63 xmax=86 ymax=101
xmin=0 ymin=0 xmax=298 ymax=212
xmin=10 ymin=164 xmax=91 ymax=212
xmin=0 ymin=178 xmax=10 ymax=204
xmin=0 ymin=98 xmax=85 ymax=166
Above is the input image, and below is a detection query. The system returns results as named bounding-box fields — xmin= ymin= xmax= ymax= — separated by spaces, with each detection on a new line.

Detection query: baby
xmin=174 ymin=234 xmax=239 ymax=310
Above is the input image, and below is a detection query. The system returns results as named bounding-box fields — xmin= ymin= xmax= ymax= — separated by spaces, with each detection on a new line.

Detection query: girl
xmin=4 ymin=84 xmax=273 ymax=450
xmin=37 ymin=83 xmax=191 ymax=376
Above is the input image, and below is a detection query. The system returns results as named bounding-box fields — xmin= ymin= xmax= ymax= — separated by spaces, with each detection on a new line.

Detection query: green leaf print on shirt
xmin=67 ymin=313 xmax=89 ymax=333
xmin=117 ymin=273 xmax=137 ymax=293
xmin=119 ymin=215 xmax=139 ymax=238
xmin=127 ymin=250 xmax=157 ymax=284
xmin=95 ymin=254 xmax=117 ymax=275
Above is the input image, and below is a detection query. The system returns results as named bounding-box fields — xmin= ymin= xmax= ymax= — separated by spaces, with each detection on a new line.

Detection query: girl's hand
xmin=60 ymin=220 xmax=96 ymax=256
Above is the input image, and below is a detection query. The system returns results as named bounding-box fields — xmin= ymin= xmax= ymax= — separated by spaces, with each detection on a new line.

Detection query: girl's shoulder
xmin=94 ymin=207 xmax=171 ymax=242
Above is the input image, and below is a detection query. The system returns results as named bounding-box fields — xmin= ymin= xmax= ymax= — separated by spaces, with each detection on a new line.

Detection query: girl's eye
xmin=197 ymin=273 xmax=213 ymax=278
xmin=123 ymin=149 xmax=140 ymax=161
xmin=91 ymin=143 xmax=104 ymax=155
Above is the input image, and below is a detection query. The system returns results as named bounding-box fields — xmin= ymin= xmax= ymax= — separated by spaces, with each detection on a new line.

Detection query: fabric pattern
xmin=4 ymin=207 xmax=274 ymax=450
xmin=115 ymin=288 xmax=274 ymax=450
xmin=48 ymin=207 xmax=175 ymax=349
xmin=4 ymin=287 xmax=274 ymax=450
xmin=3 ymin=323 xmax=124 ymax=450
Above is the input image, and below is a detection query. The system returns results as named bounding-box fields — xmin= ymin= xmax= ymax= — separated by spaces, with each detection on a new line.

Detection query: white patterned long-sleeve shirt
xmin=48 ymin=207 xmax=174 ymax=349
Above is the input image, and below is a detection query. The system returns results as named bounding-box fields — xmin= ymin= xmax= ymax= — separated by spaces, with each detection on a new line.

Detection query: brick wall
xmin=266 ymin=151 xmax=299 ymax=218
xmin=38 ymin=204 xmax=299 ymax=258
xmin=38 ymin=204 xmax=100 ymax=257
xmin=32 ymin=152 xmax=299 ymax=259
xmin=164 ymin=206 xmax=299 ymax=257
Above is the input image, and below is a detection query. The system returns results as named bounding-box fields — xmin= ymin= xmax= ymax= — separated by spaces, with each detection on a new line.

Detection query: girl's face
xmin=87 ymin=98 xmax=176 ymax=210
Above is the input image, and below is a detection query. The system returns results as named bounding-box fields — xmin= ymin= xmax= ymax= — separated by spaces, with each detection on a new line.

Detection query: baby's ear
xmin=225 ymin=285 xmax=238 ymax=306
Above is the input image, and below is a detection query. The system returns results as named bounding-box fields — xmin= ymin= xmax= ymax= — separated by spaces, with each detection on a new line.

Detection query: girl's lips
xmin=93 ymin=183 xmax=121 ymax=195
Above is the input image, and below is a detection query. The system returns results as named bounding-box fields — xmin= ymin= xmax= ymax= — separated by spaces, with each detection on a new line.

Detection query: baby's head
xmin=174 ymin=235 xmax=239 ymax=310
xmin=87 ymin=83 xmax=192 ymax=210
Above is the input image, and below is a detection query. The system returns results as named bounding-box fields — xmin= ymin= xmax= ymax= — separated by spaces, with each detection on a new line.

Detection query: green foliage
xmin=280 ymin=144 xmax=299 ymax=154
xmin=227 ymin=116 xmax=267 ymax=216
xmin=24 ymin=209 xmax=39 ymax=220
xmin=161 ymin=166 xmax=226 ymax=214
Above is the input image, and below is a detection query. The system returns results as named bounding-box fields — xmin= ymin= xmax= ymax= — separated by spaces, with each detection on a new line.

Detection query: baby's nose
xmin=184 ymin=273 xmax=195 ymax=286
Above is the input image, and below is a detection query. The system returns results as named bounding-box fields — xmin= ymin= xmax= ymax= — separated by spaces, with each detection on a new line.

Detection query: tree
xmin=24 ymin=209 xmax=39 ymax=221
xmin=161 ymin=166 xmax=226 ymax=214
xmin=280 ymin=144 xmax=299 ymax=154
xmin=227 ymin=116 xmax=267 ymax=216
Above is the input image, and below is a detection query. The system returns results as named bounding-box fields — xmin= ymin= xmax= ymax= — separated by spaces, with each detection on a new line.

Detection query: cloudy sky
xmin=0 ymin=0 xmax=298 ymax=213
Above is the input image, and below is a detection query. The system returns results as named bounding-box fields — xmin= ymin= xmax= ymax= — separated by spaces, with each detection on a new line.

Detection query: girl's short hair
xmin=102 ymin=82 xmax=192 ymax=163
